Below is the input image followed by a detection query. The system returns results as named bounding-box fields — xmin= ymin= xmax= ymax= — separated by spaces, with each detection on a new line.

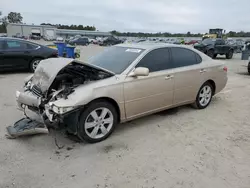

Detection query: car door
xmin=214 ymin=39 xmax=223 ymax=54
xmin=0 ymin=40 xmax=6 ymax=69
xmin=3 ymin=40 xmax=31 ymax=69
xmin=170 ymin=47 xmax=203 ymax=105
xmin=219 ymin=39 xmax=228 ymax=53
xmin=123 ymin=48 xmax=174 ymax=120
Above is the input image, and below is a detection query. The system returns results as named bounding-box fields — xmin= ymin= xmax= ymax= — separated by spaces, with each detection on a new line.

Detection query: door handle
xmin=200 ymin=69 xmax=207 ymax=73
xmin=165 ymin=75 xmax=174 ymax=80
xmin=24 ymin=51 xmax=30 ymax=54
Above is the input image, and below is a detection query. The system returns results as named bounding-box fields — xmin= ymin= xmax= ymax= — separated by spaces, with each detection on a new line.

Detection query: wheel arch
xmin=87 ymin=97 xmax=121 ymax=122
xmin=204 ymin=79 xmax=216 ymax=95
xmin=30 ymin=56 xmax=44 ymax=63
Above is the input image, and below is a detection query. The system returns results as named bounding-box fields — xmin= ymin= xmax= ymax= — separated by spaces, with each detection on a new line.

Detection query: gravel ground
xmin=0 ymin=44 xmax=250 ymax=188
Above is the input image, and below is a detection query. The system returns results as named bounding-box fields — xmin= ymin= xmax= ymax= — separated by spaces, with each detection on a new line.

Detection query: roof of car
xmin=0 ymin=37 xmax=27 ymax=41
xmin=116 ymin=42 xmax=195 ymax=50
xmin=117 ymin=42 xmax=212 ymax=61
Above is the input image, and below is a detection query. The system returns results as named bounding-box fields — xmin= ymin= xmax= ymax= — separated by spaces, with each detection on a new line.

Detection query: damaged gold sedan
xmin=11 ymin=43 xmax=228 ymax=143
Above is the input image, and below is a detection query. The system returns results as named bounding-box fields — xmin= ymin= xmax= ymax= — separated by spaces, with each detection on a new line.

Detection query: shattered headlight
xmin=49 ymin=103 xmax=75 ymax=114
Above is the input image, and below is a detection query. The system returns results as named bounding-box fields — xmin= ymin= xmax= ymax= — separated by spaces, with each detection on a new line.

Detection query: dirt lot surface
xmin=0 ymin=44 xmax=250 ymax=188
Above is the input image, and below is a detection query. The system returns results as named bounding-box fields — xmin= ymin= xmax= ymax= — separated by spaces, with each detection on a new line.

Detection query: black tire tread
xmin=77 ymin=101 xmax=118 ymax=143
xmin=192 ymin=82 xmax=214 ymax=109
xmin=30 ymin=58 xmax=42 ymax=72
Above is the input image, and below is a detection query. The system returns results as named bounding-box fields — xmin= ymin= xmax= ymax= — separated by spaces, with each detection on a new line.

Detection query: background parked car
xmin=88 ymin=37 xmax=97 ymax=44
xmin=30 ymin=34 xmax=41 ymax=40
xmin=12 ymin=34 xmax=28 ymax=40
xmin=185 ymin=40 xmax=199 ymax=45
xmin=56 ymin=37 xmax=64 ymax=42
xmin=43 ymin=35 xmax=54 ymax=41
xmin=99 ymin=36 xmax=123 ymax=46
xmin=194 ymin=38 xmax=234 ymax=59
xmin=69 ymin=37 xmax=89 ymax=46
xmin=0 ymin=37 xmax=58 ymax=72
xmin=65 ymin=36 xmax=74 ymax=43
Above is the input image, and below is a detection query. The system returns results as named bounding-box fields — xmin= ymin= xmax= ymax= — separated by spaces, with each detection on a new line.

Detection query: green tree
xmin=7 ymin=12 xmax=23 ymax=23
xmin=0 ymin=11 xmax=8 ymax=33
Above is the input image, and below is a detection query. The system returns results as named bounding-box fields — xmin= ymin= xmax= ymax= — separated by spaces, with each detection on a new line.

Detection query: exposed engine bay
xmin=27 ymin=62 xmax=112 ymax=101
xmin=49 ymin=62 xmax=112 ymax=99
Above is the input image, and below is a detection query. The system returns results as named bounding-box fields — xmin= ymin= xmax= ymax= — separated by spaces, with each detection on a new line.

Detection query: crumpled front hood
xmin=31 ymin=58 xmax=115 ymax=93
xmin=31 ymin=58 xmax=74 ymax=93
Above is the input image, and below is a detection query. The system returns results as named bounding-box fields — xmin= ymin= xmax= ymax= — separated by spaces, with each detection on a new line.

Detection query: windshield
xmin=88 ymin=46 xmax=144 ymax=74
xmin=202 ymin=38 xmax=215 ymax=45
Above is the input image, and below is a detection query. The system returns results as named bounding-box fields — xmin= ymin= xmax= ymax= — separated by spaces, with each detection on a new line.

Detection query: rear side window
xmin=171 ymin=47 xmax=199 ymax=68
xmin=27 ymin=43 xmax=39 ymax=49
xmin=6 ymin=40 xmax=28 ymax=50
xmin=136 ymin=48 xmax=171 ymax=72
xmin=196 ymin=54 xmax=202 ymax=63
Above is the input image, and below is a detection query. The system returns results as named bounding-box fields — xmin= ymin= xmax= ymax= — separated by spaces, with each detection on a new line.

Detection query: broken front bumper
xmin=16 ymin=90 xmax=77 ymax=123
xmin=16 ymin=90 xmax=41 ymax=111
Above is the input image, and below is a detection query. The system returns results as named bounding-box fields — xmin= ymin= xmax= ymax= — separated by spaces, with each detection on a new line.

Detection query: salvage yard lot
xmin=0 ymin=45 xmax=250 ymax=188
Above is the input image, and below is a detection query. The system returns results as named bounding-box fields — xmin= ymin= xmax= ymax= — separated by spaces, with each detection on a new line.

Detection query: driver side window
xmin=135 ymin=48 xmax=171 ymax=72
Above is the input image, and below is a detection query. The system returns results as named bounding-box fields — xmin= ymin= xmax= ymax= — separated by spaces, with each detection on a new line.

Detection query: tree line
xmin=111 ymin=30 xmax=202 ymax=37
xmin=1 ymin=11 xmax=250 ymax=37
xmin=111 ymin=30 xmax=250 ymax=38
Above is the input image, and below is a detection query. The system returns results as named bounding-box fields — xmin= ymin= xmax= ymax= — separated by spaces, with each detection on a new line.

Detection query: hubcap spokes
xmin=85 ymin=108 xmax=113 ymax=139
xmin=33 ymin=60 xmax=40 ymax=70
xmin=199 ymin=86 xmax=212 ymax=106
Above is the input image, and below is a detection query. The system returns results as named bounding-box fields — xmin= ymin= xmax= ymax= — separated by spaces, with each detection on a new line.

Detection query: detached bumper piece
xmin=6 ymin=118 xmax=49 ymax=139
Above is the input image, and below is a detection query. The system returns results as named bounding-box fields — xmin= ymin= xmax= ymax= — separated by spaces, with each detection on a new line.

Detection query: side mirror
xmin=129 ymin=67 xmax=149 ymax=77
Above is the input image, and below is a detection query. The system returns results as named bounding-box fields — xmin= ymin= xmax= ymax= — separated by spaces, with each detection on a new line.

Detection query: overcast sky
xmin=1 ymin=0 xmax=250 ymax=33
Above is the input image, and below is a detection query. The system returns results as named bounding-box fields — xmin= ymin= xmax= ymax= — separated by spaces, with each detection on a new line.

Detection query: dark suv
xmin=0 ymin=37 xmax=58 ymax=72
xmin=194 ymin=38 xmax=234 ymax=59
xmin=69 ymin=37 xmax=89 ymax=46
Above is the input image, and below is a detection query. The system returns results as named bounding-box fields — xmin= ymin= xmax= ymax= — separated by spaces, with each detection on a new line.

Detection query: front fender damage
xmin=7 ymin=59 xmax=113 ymax=138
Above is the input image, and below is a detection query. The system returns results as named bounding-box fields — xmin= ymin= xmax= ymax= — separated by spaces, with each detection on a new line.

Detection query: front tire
xmin=192 ymin=82 xmax=214 ymax=109
xmin=248 ymin=62 xmax=250 ymax=74
xmin=226 ymin=50 xmax=233 ymax=59
xmin=78 ymin=101 xmax=118 ymax=143
xmin=30 ymin=58 xmax=42 ymax=72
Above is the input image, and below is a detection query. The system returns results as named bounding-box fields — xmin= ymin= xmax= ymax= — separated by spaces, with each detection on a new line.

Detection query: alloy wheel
xmin=199 ymin=85 xmax=212 ymax=107
xmin=84 ymin=107 xmax=114 ymax=139
xmin=32 ymin=60 xmax=40 ymax=71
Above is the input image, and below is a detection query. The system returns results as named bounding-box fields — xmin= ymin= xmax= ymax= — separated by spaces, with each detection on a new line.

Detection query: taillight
xmin=223 ymin=66 xmax=228 ymax=72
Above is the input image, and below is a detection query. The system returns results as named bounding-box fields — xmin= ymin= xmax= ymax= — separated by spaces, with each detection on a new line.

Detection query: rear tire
xmin=226 ymin=50 xmax=233 ymax=59
xmin=192 ymin=82 xmax=214 ymax=109
xmin=248 ymin=62 xmax=250 ymax=75
xmin=30 ymin=58 xmax=42 ymax=72
xmin=78 ymin=101 xmax=118 ymax=143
